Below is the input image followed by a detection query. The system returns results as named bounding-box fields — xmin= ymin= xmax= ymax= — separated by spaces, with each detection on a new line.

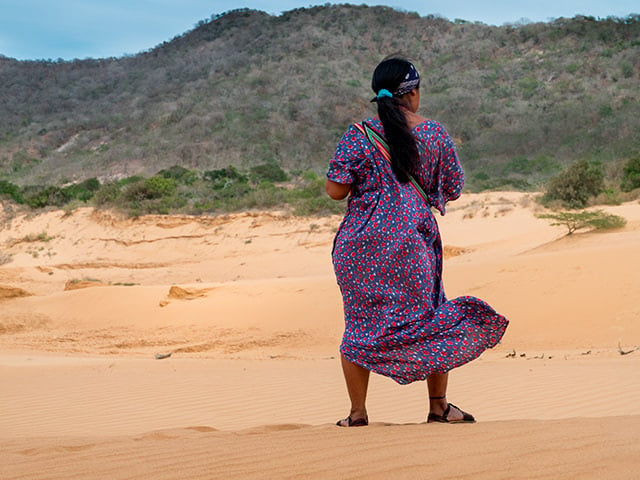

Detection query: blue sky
xmin=1 ymin=0 xmax=638 ymax=60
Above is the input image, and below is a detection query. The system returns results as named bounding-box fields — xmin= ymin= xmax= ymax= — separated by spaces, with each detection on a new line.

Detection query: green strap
xmin=354 ymin=122 xmax=429 ymax=203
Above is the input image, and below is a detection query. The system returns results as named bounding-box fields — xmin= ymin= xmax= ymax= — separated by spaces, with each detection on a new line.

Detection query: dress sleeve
xmin=326 ymin=125 xmax=369 ymax=185
xmin=419 ymin=123 xmax=465 ymax=215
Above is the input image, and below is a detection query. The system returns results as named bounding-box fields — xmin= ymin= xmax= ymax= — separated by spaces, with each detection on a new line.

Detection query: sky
xmin=1 ymin=0 xmax=638 ymax=60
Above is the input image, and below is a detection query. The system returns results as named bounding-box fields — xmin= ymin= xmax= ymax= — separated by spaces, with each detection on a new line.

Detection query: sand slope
xmin=1 ymin=192 xmax=639 ymax=479
xmin=3 ymin=417 xmax=639 ymax=480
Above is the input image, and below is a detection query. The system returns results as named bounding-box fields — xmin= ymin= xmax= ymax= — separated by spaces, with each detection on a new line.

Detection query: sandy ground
xmin=1 ymin=192 xmax=639 ymax=479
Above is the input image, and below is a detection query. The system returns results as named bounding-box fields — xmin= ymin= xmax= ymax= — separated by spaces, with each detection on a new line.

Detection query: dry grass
xmin=0 ymin=251 xmax=12 ymax=265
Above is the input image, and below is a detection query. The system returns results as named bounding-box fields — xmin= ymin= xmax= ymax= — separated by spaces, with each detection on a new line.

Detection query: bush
xmin=593 ymin=188 xmax=622 ymax=205
xmin=119 ymin=175 xmax=146 ymax=186
xmin=204 ymin=166 xmax=247 ymax=183
xmin=145 ymin=176 xmax=177 ymax=197
xmin=3 ymin=165 xmax=342 ymax=217
xmin=21 ymin=185 xmax=70 ymax=208
xmin=158 ymin=165 xmax=199 ymax=185
xmin=204 ymin=166 xmax=249 ymax=194
xmin=228 ymin=180 xmax=286 ymax=210
xmin=92 ymin=183 xmax=121 ymax=206
xmin=0 ymin=180 xmax=24 ymax=204
xmin=60 ymin=177 xmax=101 ymax=202
xmin=249 ymin=160 xmax=289 ymax=182
xmin=123 ymin=176 xmax=176 ymax=202
xmin=620 ymin=156 xmax=640 ymax=192
xmin=537 ymin=209 xmax=626 ymax=235
xmin=542 ymin=159 xmax=604 ymax=208
xmin=201 ymin=166 xmax=251 ymax=203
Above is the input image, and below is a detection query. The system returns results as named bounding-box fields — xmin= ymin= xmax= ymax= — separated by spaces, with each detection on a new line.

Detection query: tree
xmin=537 ymin=210 xmax=626 ymax=235
xmin=542 ymin=160 xmax=604 ymax=208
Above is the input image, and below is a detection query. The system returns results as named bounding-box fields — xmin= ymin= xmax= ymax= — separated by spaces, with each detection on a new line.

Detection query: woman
xmin=326 ymin=57 xmax=508 ymax=426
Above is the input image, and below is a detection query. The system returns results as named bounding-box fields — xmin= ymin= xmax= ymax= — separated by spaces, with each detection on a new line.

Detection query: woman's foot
xmin=427 ymin=403 xmax=475 ymax=423
xmin=336 ymin=416 xmax=369 ymax=427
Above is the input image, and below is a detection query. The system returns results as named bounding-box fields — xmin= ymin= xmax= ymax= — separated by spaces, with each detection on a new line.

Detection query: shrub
xmin=620 ymin=156 xmax=640 ymax=192
xmin=204 ymin=166 xmax=247 ymax=183
xmin=60 ymin=177 xmax=101 ymax=202
xmin=542 ymin=159 xmax=604 ymax=208
xmin=0 ymin=180 xmax=24 ymax=204
xmin=203 ymin=166 xmax=249 ymax=195
xmin=122 ymin=181 xmax=151 ymax=202
xmin=21 ymin=185 xmax=70 ymax=208
xmin=229 ymin=180 xmax=286 ymax=210
xmin=537 ymin=210 xmax=626 ymax=235
xmin=22 ymin=231 xmax=54 ymax=242
xmin=144 ymin=176 xmax=176 ymax=197
xmin=158 ymin=165 xmax=199 ymax=185
xmin=118 ymin=175 xmax=145 ymax=186
xmin=249 ymin=160 xmax=289 ymax=182
xmin=621 ymin=61 xmax=633 ymax=78
xmin=593 ymin=188 xmax=622 ymax=205
xmin=201 ymin=166 xmax=251 ymax=202
xmin=92 ymin=183 xmax=122 ymax=206
xmin=123 ymin=176 xmax=176 ymax=202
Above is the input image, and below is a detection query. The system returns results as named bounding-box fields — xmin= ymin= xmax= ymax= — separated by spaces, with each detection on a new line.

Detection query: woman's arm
xmin=325 ymin=179 xmax=351 ymax=200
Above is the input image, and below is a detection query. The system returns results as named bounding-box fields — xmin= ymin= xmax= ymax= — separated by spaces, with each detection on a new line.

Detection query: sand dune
xmin=1 ymin=192 xmax=639 ymax=479
xmin=3 ymin=417 xmax=639 ymax=480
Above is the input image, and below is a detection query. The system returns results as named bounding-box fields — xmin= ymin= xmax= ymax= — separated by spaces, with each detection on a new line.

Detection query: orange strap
xmin=353 ymin=122 xmax=428 ymax=203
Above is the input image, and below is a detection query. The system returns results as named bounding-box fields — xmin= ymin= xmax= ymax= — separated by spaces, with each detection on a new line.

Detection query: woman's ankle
xmin=428 ymin=397 xmax=448 ymax=415
xmin=349 ymin=407 xmax=368 ymax=420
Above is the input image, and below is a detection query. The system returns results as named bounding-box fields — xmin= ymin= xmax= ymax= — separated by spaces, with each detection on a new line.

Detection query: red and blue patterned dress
xmin=327 ymin=117 xmax=508 ymax=385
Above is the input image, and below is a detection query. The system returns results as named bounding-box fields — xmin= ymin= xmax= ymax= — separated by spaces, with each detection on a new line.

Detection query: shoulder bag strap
xmin=353 ymin=122 xmax=429 ymax=204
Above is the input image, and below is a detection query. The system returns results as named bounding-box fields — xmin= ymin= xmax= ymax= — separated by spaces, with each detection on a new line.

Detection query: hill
xmin=0 ymin=5 xmax=639 ymax=191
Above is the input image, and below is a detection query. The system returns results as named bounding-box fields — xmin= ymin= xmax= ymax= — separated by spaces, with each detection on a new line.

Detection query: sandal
xmin=427 ymin=403 xmax=475 ymax=424
xmin=336 ymin=416 xmax=369 ymax=427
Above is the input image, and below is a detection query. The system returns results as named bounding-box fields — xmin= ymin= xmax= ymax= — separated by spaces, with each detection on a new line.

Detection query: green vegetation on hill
xmin=0 ymin=164 xmax=346 ymax=216
xmin=0 ymin=5 xmax=639 ymax=205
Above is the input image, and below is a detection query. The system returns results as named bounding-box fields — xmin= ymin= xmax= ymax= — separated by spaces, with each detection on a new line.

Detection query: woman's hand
xmin=325 ymin=179 xmax=351 ymax=200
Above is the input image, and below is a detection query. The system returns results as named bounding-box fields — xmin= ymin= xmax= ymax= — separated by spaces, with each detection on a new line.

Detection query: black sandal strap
xmin=336 ymin=416 xmax=368 ymax=427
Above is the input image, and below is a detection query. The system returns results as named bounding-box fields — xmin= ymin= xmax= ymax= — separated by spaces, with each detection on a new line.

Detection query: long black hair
xmin=371 ymin=57 xmax=419 ymax=183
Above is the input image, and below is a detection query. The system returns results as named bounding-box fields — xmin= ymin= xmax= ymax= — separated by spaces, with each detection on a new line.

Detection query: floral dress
xmin=327 ymin=117 xmax=508 ymax=384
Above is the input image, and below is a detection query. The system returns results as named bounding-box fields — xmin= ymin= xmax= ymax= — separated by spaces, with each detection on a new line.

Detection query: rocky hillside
xmin=1 ymin=6 xmax=639 ymax=190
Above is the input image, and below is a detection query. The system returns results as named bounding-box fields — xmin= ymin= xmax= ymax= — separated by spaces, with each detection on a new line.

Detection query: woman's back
xmin=329 ymin=117 xmax=463 ymax=216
